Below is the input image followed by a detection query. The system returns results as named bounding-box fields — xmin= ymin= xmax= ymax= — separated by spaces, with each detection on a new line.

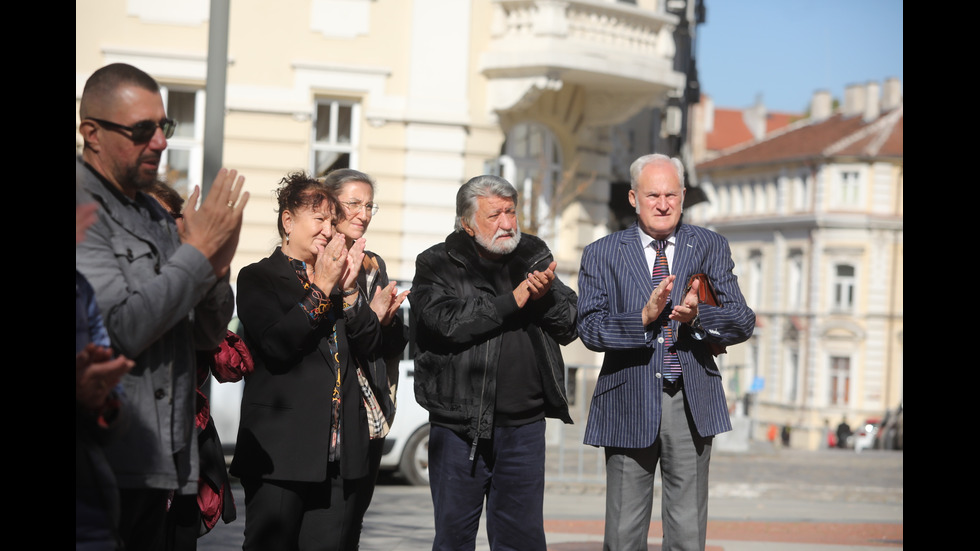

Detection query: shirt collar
xmin=636 ymin=225 xmax=676 ymax=250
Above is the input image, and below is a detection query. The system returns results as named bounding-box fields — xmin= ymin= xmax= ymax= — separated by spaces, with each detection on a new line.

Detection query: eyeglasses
xmin=87 ymin=117 xmax=177 ymax=143
xmin=341 ymin=200 xmax=379 ymax=216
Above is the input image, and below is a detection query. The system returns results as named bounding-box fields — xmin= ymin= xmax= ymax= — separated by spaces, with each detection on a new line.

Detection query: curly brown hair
xmin=275 ymin=172 xmax=340 ymax=240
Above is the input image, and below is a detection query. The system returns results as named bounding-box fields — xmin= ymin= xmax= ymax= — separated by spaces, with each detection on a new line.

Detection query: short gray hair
xmin=320 ymin=168 xmax=376 ymax=195
xmin=629 ymin=154 xmax=685 ymax=191
xmin=455 ymin=175 xmax=518 ymax=232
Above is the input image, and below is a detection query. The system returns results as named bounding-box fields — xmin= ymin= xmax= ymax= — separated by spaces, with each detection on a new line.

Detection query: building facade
xmin=76 ymin=0 xmax=707 ymax=370
xmin=689 ymin=79 xmax=904 ymax=449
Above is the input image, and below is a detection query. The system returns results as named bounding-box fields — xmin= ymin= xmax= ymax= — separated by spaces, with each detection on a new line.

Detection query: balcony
xmin=480 ymin=0 xmax=685 ymax=125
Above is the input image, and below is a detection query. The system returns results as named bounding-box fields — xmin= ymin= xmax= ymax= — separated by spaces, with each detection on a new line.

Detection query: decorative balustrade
xmin=489 ymin=0 xmax=676 ymax=58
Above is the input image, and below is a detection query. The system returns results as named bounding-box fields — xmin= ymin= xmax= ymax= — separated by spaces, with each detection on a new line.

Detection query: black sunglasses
xmin=87 ymin=117 xmax=177 ymax=143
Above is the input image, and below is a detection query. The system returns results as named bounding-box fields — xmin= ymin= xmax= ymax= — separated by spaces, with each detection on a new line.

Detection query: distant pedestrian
xmin=767 ymin=423 xmax=778 ymax=447
xmin=835 ymin=419 xmax=851 ymax=449
xmin=780 ymin=425 xmax=791 ymax=448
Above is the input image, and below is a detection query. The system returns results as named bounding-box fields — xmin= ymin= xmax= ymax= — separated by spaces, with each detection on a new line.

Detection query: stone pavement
xmin=198 ymin=444 xmax=903 ymax=550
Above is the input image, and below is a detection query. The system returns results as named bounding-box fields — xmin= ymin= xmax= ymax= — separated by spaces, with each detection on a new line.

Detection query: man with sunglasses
xmin=76 ymin=62 xmax=249 ymax=551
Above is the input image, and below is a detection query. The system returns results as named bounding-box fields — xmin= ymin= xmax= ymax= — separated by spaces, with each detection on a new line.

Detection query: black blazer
xmin=229 ymin=248 xmax=383 ymax=482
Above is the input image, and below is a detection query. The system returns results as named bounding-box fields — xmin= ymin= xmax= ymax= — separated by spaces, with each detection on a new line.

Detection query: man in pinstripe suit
xmin=577 ymin=154 xmax=755 ymax=550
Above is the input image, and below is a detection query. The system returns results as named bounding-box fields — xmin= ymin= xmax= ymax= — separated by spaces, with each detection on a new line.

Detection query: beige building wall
xmin=77 ymin=0 xmax=694 ymax=371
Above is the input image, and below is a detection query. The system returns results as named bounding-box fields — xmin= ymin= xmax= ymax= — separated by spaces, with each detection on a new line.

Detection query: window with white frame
xmin=715 ymin=184 xmax=729 ymax=216
xmin=732 ymin=183 xmax=744 ymax=214
xmin=836 ymin=169 xmax=862 ymax=207
xmin=828 ymin=355 xmax=850 ymax=405
xmin=832 ymin=263 xmax=856 ymax=311
xmin=787 ymin=250 xmax=804 ymax=310
xmin=160 ymin=87 xmax=204 ymax=199
xmin=753 ymin=181 xmax=766 ymax=213
xmin=312 ymin=99 xmax=359 ymax=176
xmin=792 ymin=170 xmax=810 ymax=211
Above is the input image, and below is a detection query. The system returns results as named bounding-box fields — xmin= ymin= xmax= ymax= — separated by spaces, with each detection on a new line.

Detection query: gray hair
xmin=629 ymin=154 xmax=686 ymax=191
xmin=455 ymin=175 xmax=519 ymax=232
xmin=319 ymin=168 xmax=376 ymax=195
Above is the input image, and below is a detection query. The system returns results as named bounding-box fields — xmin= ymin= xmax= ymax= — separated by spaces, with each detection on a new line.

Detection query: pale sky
xmin=697 ymin=0 xmax=904 ymax=113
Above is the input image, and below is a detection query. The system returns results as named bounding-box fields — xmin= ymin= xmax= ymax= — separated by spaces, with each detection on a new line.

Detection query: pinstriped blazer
xmin=578 ymin=222 xmax=755 ymax=448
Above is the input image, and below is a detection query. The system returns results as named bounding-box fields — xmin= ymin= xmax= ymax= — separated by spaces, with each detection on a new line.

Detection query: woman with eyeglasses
xmin=321 ymin=168 xmax=410 ymax=546
xmin=230 ymin=172 xmax=394 ymax=550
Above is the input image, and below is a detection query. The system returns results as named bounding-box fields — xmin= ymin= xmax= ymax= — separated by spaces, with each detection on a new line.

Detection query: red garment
xmin=193 ymin=330 xmax=254 ymax=535
xmin=199 ymin=330 xmax=254 ymax=386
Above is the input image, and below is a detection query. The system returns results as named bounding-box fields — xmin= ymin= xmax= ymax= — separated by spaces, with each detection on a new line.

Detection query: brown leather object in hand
xmin=685 ymin=273 xmax=726 ymax=356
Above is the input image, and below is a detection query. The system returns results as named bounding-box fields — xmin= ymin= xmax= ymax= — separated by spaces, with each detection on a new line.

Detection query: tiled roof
xmin=765 ymin=112 xmax=800 ymax=134
xmin=705 ymin=108 xmax=801 ymax=152
xmin=706 ymin=109 xmax=754 ymax=151
xmin=697 ymin=105 xmax=904 ymax=171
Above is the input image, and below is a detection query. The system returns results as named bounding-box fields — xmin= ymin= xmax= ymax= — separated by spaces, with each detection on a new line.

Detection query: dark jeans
xmin=428 ymin=420 xmax=547 ymax=551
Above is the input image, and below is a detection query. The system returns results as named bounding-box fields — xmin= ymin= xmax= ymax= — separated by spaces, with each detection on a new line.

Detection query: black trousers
xmin=240 ymin=460 xmax=380 ymax=551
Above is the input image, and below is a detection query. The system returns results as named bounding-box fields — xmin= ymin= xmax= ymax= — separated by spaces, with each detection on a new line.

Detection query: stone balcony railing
xmin=481 ymin=0 xmax=685 ymax=123
xmin=491 ymin=0 xmax=672 ymax=54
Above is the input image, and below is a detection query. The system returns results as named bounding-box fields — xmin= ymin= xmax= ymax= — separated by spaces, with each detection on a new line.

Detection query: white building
xmin=689 ymin=79 xmax=904 ymax=449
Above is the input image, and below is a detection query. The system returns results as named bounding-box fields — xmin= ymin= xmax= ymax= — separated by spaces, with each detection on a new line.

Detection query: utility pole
xmin=202 ymin=0 xmax=230 ymax=197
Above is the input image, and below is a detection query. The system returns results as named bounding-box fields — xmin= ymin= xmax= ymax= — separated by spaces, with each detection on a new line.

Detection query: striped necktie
xmin=652 ymin=240 xmax=682 ymax=382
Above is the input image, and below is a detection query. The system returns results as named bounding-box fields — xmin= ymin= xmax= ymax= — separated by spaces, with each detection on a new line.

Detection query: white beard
xmin=476 ymin=225 xmax=521 ymax=256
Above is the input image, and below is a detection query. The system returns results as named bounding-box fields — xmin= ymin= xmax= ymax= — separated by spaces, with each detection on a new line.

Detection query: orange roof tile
xmin=706 ymin=109 xmax=754 ymax=151
xmin=697 ymin=106 xmax=903 ymax=171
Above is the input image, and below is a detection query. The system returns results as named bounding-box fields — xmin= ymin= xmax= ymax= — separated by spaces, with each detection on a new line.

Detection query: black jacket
xmin=230 ymin=248 xmax=383 ymax=481
xmin=410 ymin=231 xmax=577 ymax=447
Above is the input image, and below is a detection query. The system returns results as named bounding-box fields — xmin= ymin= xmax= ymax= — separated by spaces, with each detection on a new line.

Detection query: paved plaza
xmin=198 ymin=443 xmax=903 ymax=550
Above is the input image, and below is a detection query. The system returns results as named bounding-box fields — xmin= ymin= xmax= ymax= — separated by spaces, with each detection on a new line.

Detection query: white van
xmin=377 ymin=359 xmax=430 ymax=485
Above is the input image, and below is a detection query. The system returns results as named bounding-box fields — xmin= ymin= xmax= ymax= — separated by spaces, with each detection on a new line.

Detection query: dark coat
xmin=410 ymin=231 xmax=577 ymax=442
xmin=230 ymin=248 xmax=383 ymax=481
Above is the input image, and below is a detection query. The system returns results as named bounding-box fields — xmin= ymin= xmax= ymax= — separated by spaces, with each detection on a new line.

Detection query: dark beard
xmin=125 ymin=159 xmax=160 ymax=191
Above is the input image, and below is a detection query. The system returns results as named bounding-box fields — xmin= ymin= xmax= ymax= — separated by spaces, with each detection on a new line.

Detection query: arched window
xmin=503 ymin=123 xmax=563 ymax=244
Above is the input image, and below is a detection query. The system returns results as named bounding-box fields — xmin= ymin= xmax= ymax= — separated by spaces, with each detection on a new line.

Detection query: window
xmin=829 ymin=356 xmax=850 ymax=405
xmin=312 ymin=99 xmax=359 ymax=176
xmin=503 ymin=122 xmax=563 ymax=244
xmin=832 ymin=264 xmax=855 ymax=311
xmin=787 ymin=250 xmax=803 ymax=310
xmin=160 ymin=87 xmax=204 ymax=199
xmin=731 ymin=183 xmax=744 ymax=214
xmin=715 ymin=184 xmax=729 ymax=216
xmin=792 ymin=171 xmax=810 ymax=212
xmin=752 ymin=181 xmax=765 ymax=213
xmin=836 ymin=169 xmax=861 ymax=207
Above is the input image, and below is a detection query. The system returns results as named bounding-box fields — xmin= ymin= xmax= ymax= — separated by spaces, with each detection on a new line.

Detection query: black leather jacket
xmin=410 ymin=231 xmax=577 ymax=452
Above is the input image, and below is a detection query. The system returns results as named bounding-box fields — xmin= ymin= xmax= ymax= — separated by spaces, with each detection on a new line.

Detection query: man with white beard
xmin=410 ymin=175 xmax=579 ymax=551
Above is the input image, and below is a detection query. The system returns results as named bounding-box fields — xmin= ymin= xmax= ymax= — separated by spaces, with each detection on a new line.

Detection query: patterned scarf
xmin=287 ymin=256 xmax=343 ymax=460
